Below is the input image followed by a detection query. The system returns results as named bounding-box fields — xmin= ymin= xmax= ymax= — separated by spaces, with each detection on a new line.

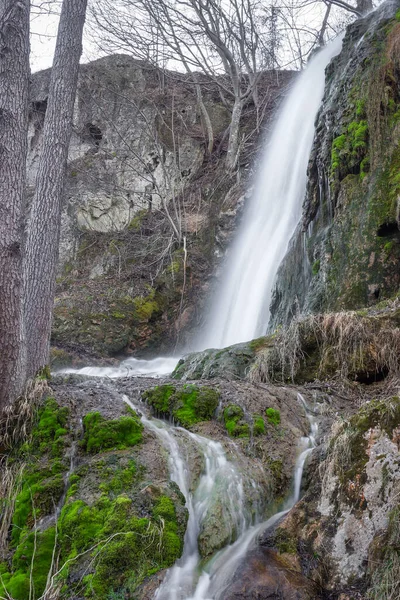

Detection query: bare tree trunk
xmin=318 ymin=3 xmax=331 ymax=46
xmin=195 ymin=83 xmax=214 ymax=155
xmin=24 ymin=0 xmax=88 ymax=379
xmin=226 ymin=98 xmax=243 ymax=171
xmin=0 ymin=0 xmax=30 ymax=411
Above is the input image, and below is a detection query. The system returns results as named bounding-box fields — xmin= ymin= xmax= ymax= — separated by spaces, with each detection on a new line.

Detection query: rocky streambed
xmin=2 ymin=358 xmax=399 ymax=600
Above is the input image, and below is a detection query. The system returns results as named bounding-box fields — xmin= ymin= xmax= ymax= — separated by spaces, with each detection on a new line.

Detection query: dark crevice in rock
xmin=376 ymin=221 xmax=399 ymax=237
xmin=355 ymin=365 xmax=389 ymax=385
xmin=83 ymin=122 xmax=103 ymax=146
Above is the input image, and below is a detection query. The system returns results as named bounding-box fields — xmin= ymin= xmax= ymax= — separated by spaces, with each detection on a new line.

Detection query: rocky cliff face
xmin=27 ymin=56 xmax=293 ymax=360
xmin=270 ymin=0 xmax=400 ymax=329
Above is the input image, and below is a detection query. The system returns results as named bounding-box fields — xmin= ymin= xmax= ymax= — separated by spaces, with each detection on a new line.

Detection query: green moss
xmin=128 ymin=209 xmax=147 ymax=231
xmin=275 ymin=527 xmax=297 ymax=554
xmin=223 ymin=404 xmax=250 ymax=438
xmin=32 ymin=397 xmax=69 ymax=458
xmin=3 ymin=528 xmax=56 ymax=600
xmin=111 ymin=311 xmax=126 ymax=319
xmin=253 ymin=414 xmax=265 ymax=435
xmin=248 ymin=336 xmax=271 ymax=352
xmin=143 ymin=384 xmax=219 ymax=428
xmin=312 ymin=259 xmax=321 ymax=276
xmin=143 ymin=384 xmax=175 ymax=413
xmin=133 ymin=288 xmax=160 ymax=322
xmin=81 ymin=412 xmax=143 ymax=453
xmin=153 ymin=496 xmax=176 ymax=522
xmin=356 ymin=99 xmax=366 ymax=118
xmin=99 ymin=459 xmax=138 ymax=495
xmin=331 ymin=134 xmax=347 ymax=173
xmin=384 ymin=241 xmax=394 ymax=254
xmin=58 ymin=492 xmax=186 ymax=598
xmin=266 ymin=407 xmax=281 ymax=426
xmin=331 ymin=115 xmax=369 ymax=181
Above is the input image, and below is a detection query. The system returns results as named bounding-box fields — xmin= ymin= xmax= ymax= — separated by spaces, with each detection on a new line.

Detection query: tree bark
xmin=24 ymin=0 xmax=88 ymax=379
xmin=195 ymin=83 xmax=214 ymax=155
xmin=225 ymin=98 xmax=243 ymax=171
xmin=0 ymin=0 xmax=30 ymax=411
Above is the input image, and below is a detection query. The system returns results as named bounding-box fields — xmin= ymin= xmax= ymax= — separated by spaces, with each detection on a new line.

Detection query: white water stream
xmin=197 ymin=35 xmax=343 ymax=351
xmin=122 ymin=392 xmax=318 ymax=600
xmin=59 ymin=356 xmax=178 ymax=378
xmin=122 ymin=395 xmax=257 ymax=600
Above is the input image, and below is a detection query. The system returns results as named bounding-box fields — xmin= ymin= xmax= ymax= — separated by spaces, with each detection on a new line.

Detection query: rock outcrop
xmin=27 ymin=56 xmax=293 ymax=358
xmin=270 ymin=0 xmax=400 ymax=329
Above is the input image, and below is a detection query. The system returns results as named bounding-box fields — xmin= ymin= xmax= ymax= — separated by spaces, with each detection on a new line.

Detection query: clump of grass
xmin=250 ymin=302 xmax=400 ymax=384
xmin=0 ymin=378 xmax=50 ymax=449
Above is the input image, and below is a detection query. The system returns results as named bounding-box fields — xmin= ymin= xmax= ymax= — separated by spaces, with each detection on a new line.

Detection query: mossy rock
xmin=329 ymin=396 xmax=400 ymax=497
xmin=81 ymin=411 xmax=143 ymax=453
xmin=143 ymin=384 xmax=219 ymax=428
xmin=3 ymin=393 xmax=188 ymax=600
xmin=223 ymin=404 xmax=250 ymax=438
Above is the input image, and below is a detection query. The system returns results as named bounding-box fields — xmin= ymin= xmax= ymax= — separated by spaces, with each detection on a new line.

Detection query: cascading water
xmin=196 ymin=35 xmax=344 ymax=351
xmin=59 ymin=356 xmax=178 ymax=378
xmin=184 ymin=393 xmax=318 ymax=600
xmin=121 ymin=395 xmax=259 ymax=600
xmin=122 ymin=391 xmax=318 ymax=600
xmin=56 ymin=35 xmax=338 ymax=599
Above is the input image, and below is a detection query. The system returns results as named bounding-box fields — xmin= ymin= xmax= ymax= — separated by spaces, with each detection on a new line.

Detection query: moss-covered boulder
xmin=0 ymin=393 xmax=188 ymax=600
xmin=143 ymin=383 xmax=219 ymax=428
xmin=173 ymin=338 xmax=273 ymax=381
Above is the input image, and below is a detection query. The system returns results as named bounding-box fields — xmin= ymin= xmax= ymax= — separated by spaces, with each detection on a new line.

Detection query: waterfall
xmin=184 ymin=393 xmax=318 ymax=600
xmin=121 ymin=395 xmax=259 ymax=600
xmin=196 ymin=35 xmax=344 ymax=351
xmin=122 ymin=392 xmax=318 ymax=600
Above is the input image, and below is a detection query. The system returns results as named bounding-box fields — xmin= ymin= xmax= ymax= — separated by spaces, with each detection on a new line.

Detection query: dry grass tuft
xmin=250 ymin=301 xmax=400 ymax=385
xmin=0 ymin=459 xmax=25 ymax=559
xmin=0 ymin=378 xmax=50 ymax=450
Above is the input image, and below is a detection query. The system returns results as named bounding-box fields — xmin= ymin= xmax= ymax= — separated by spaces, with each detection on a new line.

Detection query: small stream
xmin=123 ymin=392 xmax=318 ymax=600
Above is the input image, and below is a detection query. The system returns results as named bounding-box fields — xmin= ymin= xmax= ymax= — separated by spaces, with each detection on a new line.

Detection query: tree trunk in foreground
xmin=24 ymin=0 xmax=88 ymax=379
xmin=0 ymin=0 xmax=30 ymax=412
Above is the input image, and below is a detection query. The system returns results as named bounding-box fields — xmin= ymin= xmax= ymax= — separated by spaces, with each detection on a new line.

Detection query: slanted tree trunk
xmin=195 ymin=83 xmax=214 ymax=155
xmin=226 ymin=97 xmax=243 ymax=171
xmin=0 ymin=0 xmax=30 ymax=411
xmin=24 ymin=0 xmax=88 ymax=379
